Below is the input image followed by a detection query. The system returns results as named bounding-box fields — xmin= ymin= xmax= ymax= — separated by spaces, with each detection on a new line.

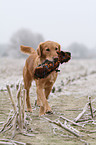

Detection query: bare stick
xmin=12 ymin=113 xmax=18 ymax=139
xmin=88 ymin=96 xmax=93 ymax=118
xmin=74 ymin=103 xmax=88 ymax=122
xmin=0 ymin=112 xmax=16 ymax=133
xmin=88 ymin=130 xmax=96 ymax=133
xmin=0 ymin=122 xmax=4 ymax=124
xmin=79 ymin=139 xmax=89 ymax=145
xmin=17 ymin=84 xmax=22 ymax=130
xmin=91 ymin=97 xmax=96 ymax=103
xmin=21 ymin=94 xmax=24 ymax=129
xmin=6 ymin=85 xmax=16 ymax=112
xmin=16 ymin=84 xmax=19 ymax=90
xmin=76 ymin=118 xmax=92 ymax=122
xmin=0 ymin=141 xmax=14 ymax=145
xmin=60 ymin=116 xmax=83 ymax=127
xmin=22 ymin=89 xmax=26 ymax=126
xmin=80 ymin=128 xmax=96 ymax=133
xmin=0 ymin=139 xmax=26 ymax=145
xmin=19 ymin=132 xmax=35 ymax=137
xmin=2 ymin=124 xmax=13 ymax=133
xmin=60 ymin=134 xmax=75 ymax=139
xmin=75 ymin=96 xmax=95 ymax=122
xmin=44 ymin=117 xmax=81 ymax=137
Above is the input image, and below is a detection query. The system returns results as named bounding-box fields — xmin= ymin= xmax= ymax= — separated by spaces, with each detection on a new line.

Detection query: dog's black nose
xmin=66 ymin=52 xmax=71 ymax=57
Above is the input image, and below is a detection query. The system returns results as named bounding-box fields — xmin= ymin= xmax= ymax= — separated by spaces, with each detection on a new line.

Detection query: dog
xmin=20 ymin=41 xmax=71 ymax=116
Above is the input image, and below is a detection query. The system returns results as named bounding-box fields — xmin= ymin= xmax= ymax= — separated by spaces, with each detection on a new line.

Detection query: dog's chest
xmin=45 ymin=71 xmax=58 ymax=84
xmin=36 ymin=71 xmax=58 ymax=88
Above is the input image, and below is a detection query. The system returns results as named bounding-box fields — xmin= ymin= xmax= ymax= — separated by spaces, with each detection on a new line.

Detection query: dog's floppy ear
xmin=37 ymin=43 xmax=43 ymax=57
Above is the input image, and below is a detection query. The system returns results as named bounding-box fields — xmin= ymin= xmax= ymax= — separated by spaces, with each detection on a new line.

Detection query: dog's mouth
xmin=34 ymin=50 xmax=71 ymax=79
xmin=47 ymin=51 xmax=71 ymax=63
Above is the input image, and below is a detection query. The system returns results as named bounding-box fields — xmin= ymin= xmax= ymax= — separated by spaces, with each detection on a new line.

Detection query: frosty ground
xmin=0 ymin=58 xmax=96 ymax=145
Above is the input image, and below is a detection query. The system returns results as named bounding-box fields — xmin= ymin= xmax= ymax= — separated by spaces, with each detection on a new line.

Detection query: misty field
xmin=0 ymin=58 xmax=96 ymax=145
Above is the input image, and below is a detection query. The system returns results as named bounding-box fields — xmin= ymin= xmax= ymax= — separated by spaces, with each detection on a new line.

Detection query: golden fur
xmin=21 ymin=41 xmax=61 ymax=116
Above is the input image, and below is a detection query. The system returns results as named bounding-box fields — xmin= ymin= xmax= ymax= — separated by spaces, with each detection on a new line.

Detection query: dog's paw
xmin=46 ymin=110 xmax=53 ymax=115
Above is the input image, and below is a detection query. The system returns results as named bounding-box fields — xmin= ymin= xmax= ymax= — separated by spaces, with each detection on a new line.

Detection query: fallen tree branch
xmin=80 ymin=128 xmax=96 ymax=133
xmin=0 ymin=139 xmax=26 ymax=145
xmin=44 ymin=117 xmax=81 ymax=137
xmin=74 ymin=103 xmax=88 ymax=122
xmin=65 ymin=109 xmax=82 ymax=111
xmin=74 ymin=96 xmax=96 ymax=122
xmin=19 ymin=132 xmax=35 ymax=137
xmin=78 ymin=120 xmax=94 ymax=125
xmin=79 ymin=139 xmax=89 ymax=145
xmin=87 ymin=130 xmax=96 ymax=133
xmin=76 ymin=118 xmax=92 ymax=122
xmin=0 ymin=141 xmax=14 ymax=145
xmin=60 ymin=116 xmax=84 ymax=127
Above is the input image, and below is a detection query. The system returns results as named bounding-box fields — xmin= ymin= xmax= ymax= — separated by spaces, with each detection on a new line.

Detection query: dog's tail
xmin=20 ymin=45 xmax=37 ymax=55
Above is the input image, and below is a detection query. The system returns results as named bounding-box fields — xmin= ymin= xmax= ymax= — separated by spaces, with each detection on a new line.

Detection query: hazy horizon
xmin=0 ymin=0 xmax=96 ymax=49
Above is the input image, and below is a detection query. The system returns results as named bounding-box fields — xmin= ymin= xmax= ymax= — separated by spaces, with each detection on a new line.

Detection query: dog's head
xmin=37 ymin=41 xmax=61 ymax=61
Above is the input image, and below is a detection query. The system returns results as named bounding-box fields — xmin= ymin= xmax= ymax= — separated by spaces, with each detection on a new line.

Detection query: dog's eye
xmin=55 ymin=48 xmax=58 ymax=50
xmin=46 ymin=48 xmax=50 ymax=51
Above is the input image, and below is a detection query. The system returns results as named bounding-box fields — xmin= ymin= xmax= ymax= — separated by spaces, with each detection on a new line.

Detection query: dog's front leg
xmin=36 ymin=86 xmax=51 ymax=116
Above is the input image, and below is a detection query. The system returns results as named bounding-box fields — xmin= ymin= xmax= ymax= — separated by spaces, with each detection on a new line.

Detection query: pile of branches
xmin=43 ymin=96 xmax=96 ymax=145
xmin=0 ymin=84 xmax=96 ymax=145
xmin=0 ymin=84 xmax=35 ymax=143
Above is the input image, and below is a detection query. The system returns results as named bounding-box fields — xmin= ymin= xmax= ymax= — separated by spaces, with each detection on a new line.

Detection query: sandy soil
xmin=0 ymin=58 xmax=96 ymax=145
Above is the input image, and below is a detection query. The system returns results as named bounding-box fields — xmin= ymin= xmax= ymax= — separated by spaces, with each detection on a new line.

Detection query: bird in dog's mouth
xmin=34 ymin=50 xmax=71 ymax=79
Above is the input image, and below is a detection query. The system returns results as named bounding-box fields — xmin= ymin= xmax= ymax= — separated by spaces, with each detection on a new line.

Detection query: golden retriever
xmin=20 ymin=41 xmax=70 ymax=116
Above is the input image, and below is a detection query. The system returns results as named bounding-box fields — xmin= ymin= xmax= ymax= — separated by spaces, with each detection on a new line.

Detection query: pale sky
xmin=0 ymin=0 xmax=96 ymax=49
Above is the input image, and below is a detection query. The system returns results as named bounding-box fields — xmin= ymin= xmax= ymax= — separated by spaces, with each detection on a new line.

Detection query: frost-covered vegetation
xmin=0 ymin=58 xmax=96 ymax=144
